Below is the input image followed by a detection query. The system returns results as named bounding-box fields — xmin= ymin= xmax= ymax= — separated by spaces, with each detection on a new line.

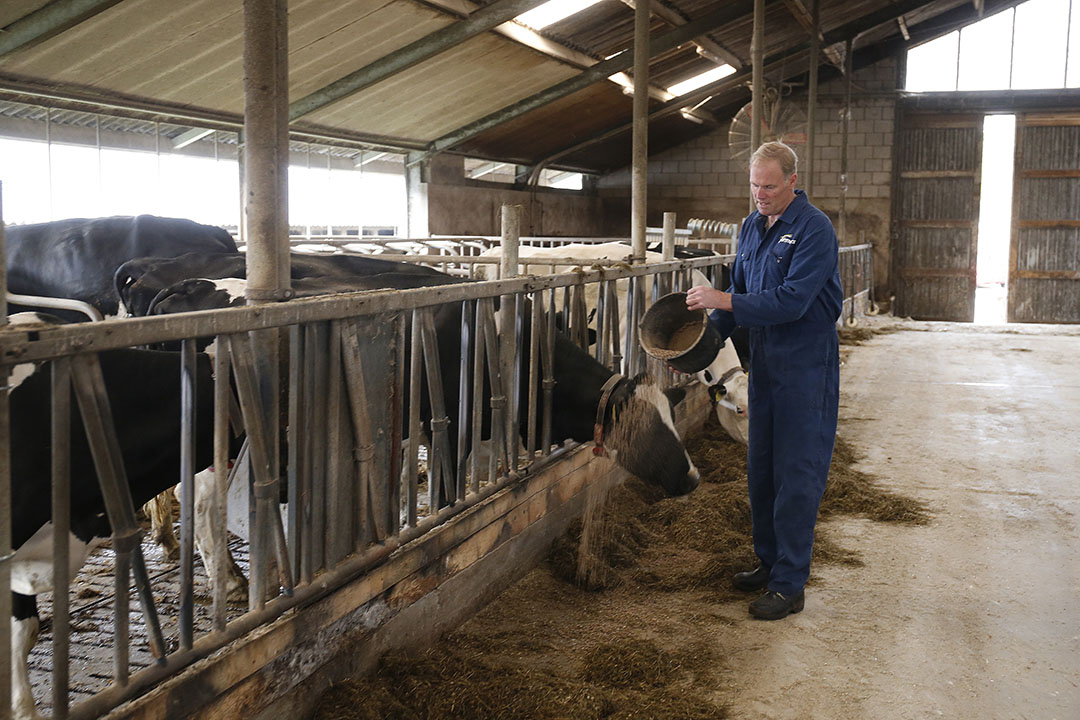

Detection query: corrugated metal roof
xmin=0 ymin=0 xmax=983 ymax=172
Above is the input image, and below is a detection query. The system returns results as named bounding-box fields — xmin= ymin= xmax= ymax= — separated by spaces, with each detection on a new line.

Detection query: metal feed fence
xmin=0 ymin=235 xmax=731 ymax=720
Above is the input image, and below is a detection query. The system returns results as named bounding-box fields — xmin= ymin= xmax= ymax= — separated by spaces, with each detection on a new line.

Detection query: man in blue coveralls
xmin=686 ymin=141 xmax=842 ymax=620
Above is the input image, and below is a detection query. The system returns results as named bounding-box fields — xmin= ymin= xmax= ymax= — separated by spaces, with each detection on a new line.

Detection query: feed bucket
xmin=639 ymin=292 xmax=721 ymax=373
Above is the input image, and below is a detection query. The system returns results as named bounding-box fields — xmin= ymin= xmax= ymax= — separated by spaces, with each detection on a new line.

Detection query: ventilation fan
xmin=728 ymin=86 xmax=808 ymax=160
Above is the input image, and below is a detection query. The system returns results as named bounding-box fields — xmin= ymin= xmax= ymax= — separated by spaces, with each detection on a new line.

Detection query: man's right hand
xmin=686 ymin=285 xmax=733 ymax=312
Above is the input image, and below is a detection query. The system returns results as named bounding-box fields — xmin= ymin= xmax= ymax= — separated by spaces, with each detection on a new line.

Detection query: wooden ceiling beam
xmin=619 ymin=0 xmax=743 ymax=68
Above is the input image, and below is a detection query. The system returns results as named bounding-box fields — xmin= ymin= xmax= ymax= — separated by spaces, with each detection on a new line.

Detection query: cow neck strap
xmin=718 ymin=366 xmax=743 ymax=386
xmin=592 ymin=373 xmax=624 ymax=457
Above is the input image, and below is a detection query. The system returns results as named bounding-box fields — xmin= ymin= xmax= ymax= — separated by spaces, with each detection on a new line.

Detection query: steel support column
xmin=806 ymin=0 xmax=820 ymax=200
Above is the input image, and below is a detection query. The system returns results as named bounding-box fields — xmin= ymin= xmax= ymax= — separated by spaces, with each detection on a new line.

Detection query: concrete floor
xmin=720 ymin=319 xmax=1080 ymax=720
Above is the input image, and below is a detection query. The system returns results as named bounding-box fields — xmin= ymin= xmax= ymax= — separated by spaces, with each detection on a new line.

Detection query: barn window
xmin=906 ymin=0 xmax=1080 ymax=91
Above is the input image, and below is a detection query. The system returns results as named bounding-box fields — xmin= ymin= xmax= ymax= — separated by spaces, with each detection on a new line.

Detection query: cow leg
xmin=143 ymin=492 xmax=180 ymax=563
xmin=179 ymin=470 xmax=247 ymax=602
xmin=11 ymin=593 xmax=43 ymax=720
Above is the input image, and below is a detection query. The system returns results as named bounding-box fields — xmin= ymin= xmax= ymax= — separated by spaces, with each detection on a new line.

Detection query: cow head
xmin=692 ymin=342 xmax=749 ymax=445
xmin=602 ymin=376 xmax=700 ymax=496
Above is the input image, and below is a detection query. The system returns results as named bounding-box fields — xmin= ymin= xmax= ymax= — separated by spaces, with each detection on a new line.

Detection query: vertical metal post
xmin=0 ymin=182 xmax=10 ymax=720
xmin=407 ymin=310 xmax=421 ymax=525
xmin=840 ymin=37 xmax=852 ymax=244
xmin=469 ymin=300 xmax=484 ymax=491
xmin=457 ymin=300 xmax=473 ymax=500
xmin=212 ymin=341 xmax=230 ymax=630
xmin=662 ymin=211 xmax=676 ymax=296
xmin=630 ymin=0 xmax=650 ymax=263
xmin=806 ymin=0 xmax=820 ymax=201
xmin=51 ymin=358 xmax=71 ymax=720
xmin=751 ymin=0 xmax=765 ymax=160
xmin=499 ymin=205 xmax=520 ymax=469
xmin=178 ymin=340 xmax=196 ymax=651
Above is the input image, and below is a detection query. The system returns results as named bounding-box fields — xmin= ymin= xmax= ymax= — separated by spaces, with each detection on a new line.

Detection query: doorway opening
xmin=974 ymin=113 xmax=1016 ymax=324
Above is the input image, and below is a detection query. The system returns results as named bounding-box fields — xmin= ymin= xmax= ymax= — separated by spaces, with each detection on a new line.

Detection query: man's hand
xmin=686 ymin=285 xmax=733 ymax=312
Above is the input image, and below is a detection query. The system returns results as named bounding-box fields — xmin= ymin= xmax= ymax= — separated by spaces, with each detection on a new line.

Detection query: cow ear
xmin=663 ymin=386 xmax=687 ymax=407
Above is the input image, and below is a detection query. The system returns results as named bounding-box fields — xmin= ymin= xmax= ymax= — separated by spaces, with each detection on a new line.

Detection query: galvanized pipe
xmin=0 ymin=182 xmax=10 ymax=719
xmin=389 ymin=314 xmax=406 ymax=535
xmin=325 ymin=320 xmax=348 ymax=563
xmin=526 ymin=295 xmax=541 ymax=457
xmin=212 ymin=340 xmax=231 ymax=630
xmin=542 ymin=288 xmax=556 ymax=453
xmin=286 ymin=325 xmax=303 ymax=584
xmin=662 ymin=211 xmax=676 ymax=296
xmin=806 ymin=0 xmax=820 ymax=200
xmin=500 ymin=205 xmax=521 ymax=469
xmin=470 ymin=300 xmax=484 ymax=492
xmin=457 ymin=300 xmax=474 ymax=500
xmin=751 ymin=0 xmax=765 ymax=161
xmin=178 ymin=340 xmax=196 ymax=651
xmin=51 ymin=357 xmax=72 ymax=720
xmin=307 ymin=324 xmax=328 ymax=575
xmin=630 ymin=0 xmax=649 ymax=263
xmin=407 ymin=309 xmax=422 ymax=525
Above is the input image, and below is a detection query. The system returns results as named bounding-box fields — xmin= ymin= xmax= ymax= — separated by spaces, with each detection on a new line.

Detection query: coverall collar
xmin=760 ymin=189 xmax=809 ymax=230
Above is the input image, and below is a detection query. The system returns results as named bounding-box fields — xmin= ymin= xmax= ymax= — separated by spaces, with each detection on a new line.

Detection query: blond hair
xmin=750 ymin=141 xmax=798 ymax=177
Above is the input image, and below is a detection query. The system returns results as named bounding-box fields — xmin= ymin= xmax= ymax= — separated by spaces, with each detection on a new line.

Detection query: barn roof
xmin=0 ymin=0 xmax=1015 ymax=174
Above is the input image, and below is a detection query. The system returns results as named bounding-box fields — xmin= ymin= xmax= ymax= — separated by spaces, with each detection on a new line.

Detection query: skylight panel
xmin=667 ymin=64 xmax=737 ymax=97
xmin=515 ymin=0 xmax=604 ymax=31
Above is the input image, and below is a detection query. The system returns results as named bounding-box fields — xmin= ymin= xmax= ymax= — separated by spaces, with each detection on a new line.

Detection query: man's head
xmin=749 ymin=141 xmax=798 ymax=219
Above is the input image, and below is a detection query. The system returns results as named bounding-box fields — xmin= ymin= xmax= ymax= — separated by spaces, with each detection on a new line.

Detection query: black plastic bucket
xmin=639 ymin=292 xmax=721 ymax=373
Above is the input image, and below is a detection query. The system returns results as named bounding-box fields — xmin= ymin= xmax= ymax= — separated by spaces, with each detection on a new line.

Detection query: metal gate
xmin=893 ymin=112 xmax=983 ymax=321
xmin=1009 ymin=113 xmax=1080 ymax=323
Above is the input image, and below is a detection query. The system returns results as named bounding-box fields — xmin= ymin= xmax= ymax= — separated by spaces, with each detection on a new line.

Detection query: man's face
xmin=749 ymin=158 xmax=797 ymax=218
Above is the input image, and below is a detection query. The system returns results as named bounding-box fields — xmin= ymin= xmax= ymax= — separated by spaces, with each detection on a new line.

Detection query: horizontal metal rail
xmin=0 ymin=256 xmax=732 ymax=364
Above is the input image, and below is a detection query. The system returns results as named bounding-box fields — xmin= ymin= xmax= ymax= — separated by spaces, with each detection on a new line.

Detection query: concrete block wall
xmin=598 ymin=55 xmax=898 ymax=292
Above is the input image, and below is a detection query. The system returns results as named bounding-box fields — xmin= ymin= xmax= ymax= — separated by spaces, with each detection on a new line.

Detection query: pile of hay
xmin=314 ymin=413 xmax=929 ymax=720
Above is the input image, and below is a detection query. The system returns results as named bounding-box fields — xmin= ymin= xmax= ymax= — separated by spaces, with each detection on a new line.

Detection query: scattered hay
xmin=838 ymin=323 xmax=902 ymax=346
xmin=312 ymin=637 xmax=727 ymax=720
xmin=314 ymin=409 xmax=929 ymax=720
xmin=822 ymin=437 xmax=931 ymax=525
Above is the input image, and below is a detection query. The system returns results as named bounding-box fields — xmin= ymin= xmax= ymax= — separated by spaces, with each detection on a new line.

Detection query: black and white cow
xmin=116 ymin=252 xmax=447 ymax=318
xmin=5 ymin=216 xmax=238 ymax=321
xmin=5 ymin=314 xmax=218 ymax=720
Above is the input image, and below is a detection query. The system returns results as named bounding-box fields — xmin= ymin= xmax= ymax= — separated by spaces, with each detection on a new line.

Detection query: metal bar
xmin=51 ymin=357 xmax=72 ymax=720
xmin=456 ymin=299 xmax=473 ymax=501
xmin=325 ymin=320 xmax=348 ymax=564
xmin=407 ymin=309 xmax=422 ymax=525
xmin=306 ymin=324 xmax=327 ymax=577
xmin=339 ymin=321 xmax=385 ymax=542
xmin=510 ymin=293 xmax=524 ymax=471
xmin=422 ymin=1 xmax=755 ymax=158
xmin=470 ymin=300 xmax=484 ymax=492
xmin=4 ymin=292 xmax=103 ymax=322
xmin=526 ymin=294 xmax=541 ymax=457
xmin=223 ymin=334 xmax=280 ymax=609
xmin=212 ymin=339 xmax=231 ymax=630
xmin=420 ymin=310 xmax=454 ymax=507
xmin=0 ymin=0 xmax=123 ymax=58
xmin=68 ymin=354 xmax=167 ymax=676
xmin=751 ymin=0 xmax=764 ymax=161
xmin=542 ymin=289 xmax=555 ymax=453
xmin=630 ymin=0 xmax=650 ymax=264
xmin=480 ymin=299 xmax=509 ymax=475
xmin=178 ymin=340 xmax=196 ymax=651
xmin=662 ymin=212 xmax=676 ymax=296
xmin=0 ymin=257 xmax=736 ymax=363
xmin=806 ymin=0 xmax=820 ymax=200
xmin=286 ymin=325 xmax=302 ymax=585
xmin=389 ymin=314 xmax=405 ymax=535
xmin=596 ymin=278 xmax=608 ymax=365
xmin=607 ymin=281 xmax=623 ymax=372
xmin=499 ymin=205 xmax=520 ymax=469
xmin=289 ymin=0 xmax=552 ymax=121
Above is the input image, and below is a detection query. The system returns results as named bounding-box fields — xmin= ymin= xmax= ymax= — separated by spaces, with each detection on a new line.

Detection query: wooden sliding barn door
xmin=1009 ymin=113 xmax=1080 ymax=323
xmin=892 ymin=113 xmax=983 ymax=321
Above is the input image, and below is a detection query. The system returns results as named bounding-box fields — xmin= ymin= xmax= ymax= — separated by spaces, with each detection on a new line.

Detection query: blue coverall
xmin=708 ymin=189 xmax=843 ymax=595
